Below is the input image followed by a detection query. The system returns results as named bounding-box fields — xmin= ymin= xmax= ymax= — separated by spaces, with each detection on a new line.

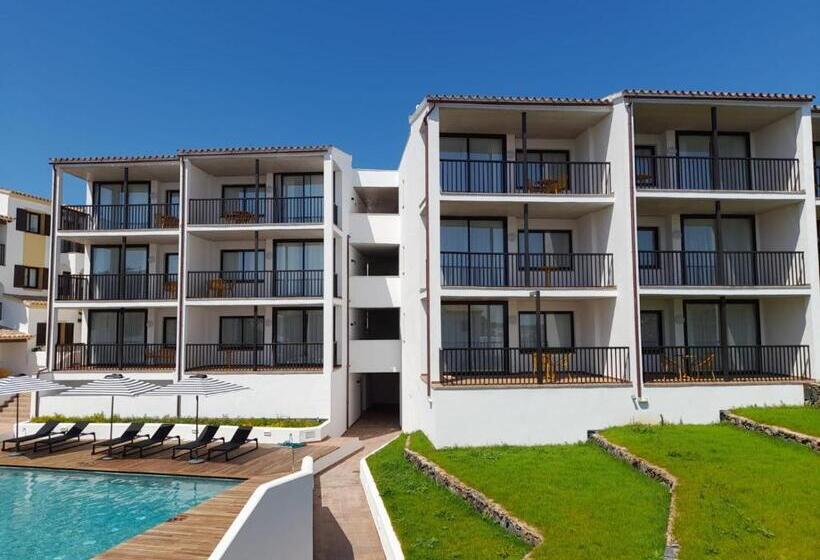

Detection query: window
xmin=165 ymin=253 xmax=178 ymax=278
xmin=221 ymin=250 xmax=264 ymax=282
xmin=220 ymin=316 xmax=264 ymax=348
xmin=635 ymin=146 xmax=657 ymax=187
xmin=35 ymin=323 xmax=46 ymax=346
xmin=273 ymin=309 xmax=323 ymax=365
xmin=60 ymin=240 xmax=83 ymax=254
xmin=637 ymin=227 xmax=659 ymax=269
xmin=16 ymin=209 xmax=49 ymax=235
xmin=640 ymin=311 xmax=663 ymax=349
xmin=275 ymin=241 xmax=323 ymax=295
xmin=166 ymin=190 xmax=180 ymax=217
xmin=14 ymin=265 xmax=44 ymax=289
xmin=163 ymin=317 xmax=177 ymax=347
xmin=441 ymin=303 xmax=506 ymax=349
xmin=515 ymin=149 xmax=571 ymax=191
xmin=440 ymin=135 xmax=505 ymax=193
xmin=57 ymin=322 xmax=74 ymax=345
xmin=517 ymin=230 xmax=572 ymax=270
xmin=518 ymin=312 xmax=574 ymax=349
xmin=441 ymin=218 xmax=505 ymax=287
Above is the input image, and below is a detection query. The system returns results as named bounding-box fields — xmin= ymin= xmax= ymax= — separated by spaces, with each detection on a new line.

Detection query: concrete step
xmin=0 ymin=393 xmax=31 ymax=423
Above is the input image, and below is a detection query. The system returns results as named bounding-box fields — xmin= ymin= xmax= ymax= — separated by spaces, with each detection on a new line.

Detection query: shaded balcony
xmin=638 ymin=251 xmax=806 ymax=287
xmin=641 ymin=345 xmax=810 ymax=383
xmin=441 ymin=251 xmax=614 ymax=288
xmin=440 ymin=160 xmax=610 ymax=195
xmin=59 ymin=203 xmax=179 ymax=231
xmin=53 ymin=343 xmax=176 ymax=371
xmin=185 ymin=342 xmax=323 ymax=372
xmin=56 ymin=273 xmax=178 ymax=301
xmin=187 ymin=196 xmax=323 ymax=225
xmin=186 ymin=270 xmax=322 ymax=298
xmin=439 ymin=346 xmax=630 ymax=386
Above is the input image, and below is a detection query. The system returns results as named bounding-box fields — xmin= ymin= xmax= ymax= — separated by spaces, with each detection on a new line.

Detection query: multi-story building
xmin=0 ymin=188 xmax=51 ymax=375
xmin=41 ymin=90 xmax=820 ymax=445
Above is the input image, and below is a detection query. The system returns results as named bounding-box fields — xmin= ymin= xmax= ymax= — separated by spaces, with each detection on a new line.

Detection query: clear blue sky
xmin=2 ymin=0 xmax=817 ymax=199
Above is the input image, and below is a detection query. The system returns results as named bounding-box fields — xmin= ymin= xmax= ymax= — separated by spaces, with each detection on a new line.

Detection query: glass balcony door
xmin=677 ymin=133 xmax=750 ymax=190
xmin=441 ymin=218 xmax=505 ymax=287
xmin=222 ymin=184 xmax=261 ymax=219
xmin=441 ymin=302 xmax=506 ymax=373
xmin=90 ymin=245 xmax=148 ymax=299
xmin=93 ymin=182 xmax=150 ymax=229
xmin=682 ymin=216 xmax=754 ymax=285
xmin=273 ymin=308 xmax=322 ymax=365
xmin=684 ymin=301 xmax=760 ymax=373
xmin=279 ymin=174 xmax=323 ymax=222
xmin=274 ymin=241 xmax=322 ymax=296
xmin=440 ymin=135 xmax=505 ymax=193
xmin=88 ymin=309 xmax=147 ymax=366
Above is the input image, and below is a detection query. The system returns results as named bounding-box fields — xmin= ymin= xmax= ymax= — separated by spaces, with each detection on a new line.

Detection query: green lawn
xmin=31 ymin=413 xmax=323 ymax=428
xmin=408 ymin=432 xmax=670 ymax=560
xmin=732 ymin=405 xmax=820 ymax=438
xmin=367 ymin=436 xmax=530 ymax=560
xmin=604 ymin=424 xmax=820 ymax=560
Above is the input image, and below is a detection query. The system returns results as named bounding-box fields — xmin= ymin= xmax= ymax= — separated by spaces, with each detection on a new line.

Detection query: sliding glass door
xmin=273 ymin=308 xmax=323 ymax=365
xmin=685 ymin=301 xmax=760 ymax=374
xmin=279 ymin=174 xmax=323 ymax=222
xmin=93 ymin=182 xmax=150 ymax=228
xmin=441 ymin=303 xmax=506 ymax=373
xmin=88 ymin=310 xmax=147 ymax=366
xmin=90 ymin=245 xmax=148 ymax=299
xmin=275 ymin=241 xmax=323 ymax=296
xmin=441 ymin=218 xmax=505 ymax=286
xmin=681 ymin=216 xmax=754 ymax=285
xmin=677 ymin=133 xmax=750 ymax=190
xmin=440 ymin=135 xmax=505 ymax=193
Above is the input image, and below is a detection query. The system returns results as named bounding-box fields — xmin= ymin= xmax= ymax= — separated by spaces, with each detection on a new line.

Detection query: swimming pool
xmin=0 ymin=467 xmax=238 ymax=560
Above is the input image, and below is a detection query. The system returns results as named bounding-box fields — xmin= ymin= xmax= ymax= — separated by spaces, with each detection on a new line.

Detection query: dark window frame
xmin=89 ymin=244 xmax=149 ymax=275
xmin=440 ymin=133 xmax=508 ymax=162
xmin=276 ymin=173 xmax=324 ymax=197
xmin=87 ymin=309 xmax=148 ymax=345
xmin=640 ymin=310 xmax=664 ymax=351
xmin=162 ymin=317 xmax=177 ymax=347
xmin=517 ymin=310 xmax=575 ymax=350
xmin=273 ymin=240 xmax=324 ymax=272
xmin=164 ymin=252 xmax=179 ymax=278
xmin=218 ymin=315 xmax=264 ymax=349
xmin=516 ymin=229 xmax=573 ymax=271
xmin=635 ymin=145 xmax=657 ymax=187
xmin=92 ymin=181 xmax=151 ymax=206
xmin=272 ymin=307 xmax=324 ymax=344
xmin=440 ymin=301 xmax=509 ymax=349
xmin=680 ymin=214 xmax=757 ymax=252
xmin=682 ymin=299 xmax=761 ymax=348
xmin=637 ymin=226 xmax=660 ymax=269
xmin=220 ymin=249 xmax=265 ymax=283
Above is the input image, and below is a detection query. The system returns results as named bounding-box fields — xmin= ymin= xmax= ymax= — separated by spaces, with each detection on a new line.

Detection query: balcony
xmin=439 ymin=347 xmax=630 ymax=385
xmin=188 ymin=197 xmax=323 ymax=226
xmin=440 ymin=160 xmax=610 ymax=195
xmin=815 ymin=166 xmax=820 ymax=197
xmin=638 ymin=251 xmax=806 ymax=287
xmin=56 ymin=274 xmax=178 ymax=301
xmin=634 ymin=156 xmax=800 ymax=192
xmin=54 ymin=344 xmax=175 ymax=371
xmin=186 ymin=271 xmax=322 ymax=299
xmin=59 ymin=204 xmax=179 ymax=231
xmin=441 ymin=252 xmax=614 ymax=288
xmin=642 ymin=345 xmax=810 ymax=383
xmin=185 ymin=343 xmax=322 ymax=371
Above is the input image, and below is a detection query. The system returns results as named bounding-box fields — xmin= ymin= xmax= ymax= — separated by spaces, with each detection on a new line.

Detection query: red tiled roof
xmin=616 ymin=89 xmax=814 ymax=102
xmin=425 ymin=94 xmax=609 ymax=106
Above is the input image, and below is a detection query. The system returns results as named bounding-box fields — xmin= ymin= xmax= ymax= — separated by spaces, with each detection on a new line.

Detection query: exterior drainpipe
xmin=345 ymin=234 xmax=351 ymax=428
xmin=422 ymin=102 xmax=436 ymax=397
xmin=41 ymin=165 xmax=61 ymax=417
xmin=626 ymin=101 xmax=643 ymax=399
xmin=175 ymin=157 xmax=188 ymax=416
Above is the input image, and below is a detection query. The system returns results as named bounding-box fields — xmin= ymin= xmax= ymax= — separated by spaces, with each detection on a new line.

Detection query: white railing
xmin=209 ymin=456 xmax=314 ymax=560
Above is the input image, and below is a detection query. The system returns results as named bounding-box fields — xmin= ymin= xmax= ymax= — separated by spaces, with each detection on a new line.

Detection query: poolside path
xmin=314 ymin=407 xmax=400 ymax=560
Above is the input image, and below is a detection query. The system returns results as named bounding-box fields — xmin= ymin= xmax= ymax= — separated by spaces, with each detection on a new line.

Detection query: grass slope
xmin=31 ymin=413 xmax=323 ymax=428
xmin=604 ymin=424 xmax=820 ymax=560
xmin=367 ymin=436 xmax=530 ymax=560
xmin=732 ymin=405 xmax=820 ymax=438
xmin=409 ymin=432 xmax=669 ymax=560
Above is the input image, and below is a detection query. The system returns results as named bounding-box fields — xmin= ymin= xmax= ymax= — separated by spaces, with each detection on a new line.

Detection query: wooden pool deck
xmin=0 ymin=440 xmax=336 ymax=559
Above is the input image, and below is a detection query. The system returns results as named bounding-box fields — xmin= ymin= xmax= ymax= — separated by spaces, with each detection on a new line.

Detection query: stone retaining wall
xmin=720 ymin=410 xmax=819 ymax=452
xmin=588 ymin=431 xmax=680 ymax=560
xmin=804 ymin=384 xmax=820 ymax=405
xmin=403 ymin=441 xmax=542 ymax=548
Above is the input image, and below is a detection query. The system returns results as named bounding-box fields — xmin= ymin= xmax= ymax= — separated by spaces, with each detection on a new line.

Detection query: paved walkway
xmin=314 ymin=407 xmax=400 ymax=560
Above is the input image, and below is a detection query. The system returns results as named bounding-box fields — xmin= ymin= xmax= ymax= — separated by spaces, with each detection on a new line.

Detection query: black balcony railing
xmin=186 ymin=270 xmax=323 ymax=298
xmin=642 ymin=345 xmax=810 ymax=383
xmin=59 ymin=204 xmax=179 ymax=231
xmin=441 ymin=252 xmax=614 ymax=288
xmin=188 ymin=197 xmax=323 ymax=225
xmin=54 ymin=344 xmax=176 ymax=371
xmin=186 ymin=343 xmax=323 ymax=371
xmin=638 ymin=251 xmax=806 ymax=287
xmin=440 ymin=160 xmax=611 ymax=195
xmin=0 ymin=243 xmax=5 ymax=266
xmin=634 ymin=156 xmax=800 ymax=192
xmin=439 ymin=347 xmax=630 ymax=385
xmin=56 ymin=273 xmax=178 ymax=301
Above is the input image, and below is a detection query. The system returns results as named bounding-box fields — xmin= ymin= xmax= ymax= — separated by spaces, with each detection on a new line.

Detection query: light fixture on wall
xmin=77 ymin=310 xmax=83 ymax=324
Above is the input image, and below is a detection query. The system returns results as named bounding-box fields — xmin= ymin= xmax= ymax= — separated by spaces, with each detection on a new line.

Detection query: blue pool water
xmin=0 ymin=467 xmax=238 ymax=560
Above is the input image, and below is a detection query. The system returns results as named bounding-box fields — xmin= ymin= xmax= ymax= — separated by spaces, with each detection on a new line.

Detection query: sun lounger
xmin=2 ymin=421 xmax=60 ymax=452
xmin=171 ymin=425 xmax=223 ymax=460
xmin=91 ymin=423 xmax=147 ymax=455
xmin=33 ymin=422 xmax=96 ymax=453
xmin=206 ymin=426 xmax=258 ymax=462
xmin=121 ymin=424 xmax=180 ymax=458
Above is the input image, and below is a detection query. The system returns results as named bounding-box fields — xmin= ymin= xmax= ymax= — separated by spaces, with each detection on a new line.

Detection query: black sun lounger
xmin=206 ymin=426 xmax=258 ymax=462
xmin=121 ymin=424 xmax=180 ymax=458
xmin=33 ymin=422 xmax=96 ymax=453
xmin=171 ymin=425 xmax=223 ymax=460
xmin=2 ymin=421 xmax=60 ymax=452
xmin=92 ymin=423 xmax=147 ymax=455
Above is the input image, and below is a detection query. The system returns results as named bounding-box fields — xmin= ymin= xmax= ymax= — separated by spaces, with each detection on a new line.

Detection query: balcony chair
xmin=528 ymin=175 xmax=569 ymax=194
xmin=223 ymin=210 xmax=256 ymax=224
xmin=157 ymin=214 xmax=179 ymax=228
xmin=689 ymin=352 xmax=717 ymax=381
xmin=532 ymin=352 xmax=571 ymax=383
xmin=208 ymin=278 xmax=233 ymax=297
xmin=164 ymin=280 xmax=178 ymax=298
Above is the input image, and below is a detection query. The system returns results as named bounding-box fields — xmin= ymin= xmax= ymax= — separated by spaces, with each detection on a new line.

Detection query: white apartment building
xmin=41 ymin=90 xmax=820 ymax=446
xmin=0 ymin=188 xmax=51 ymax=375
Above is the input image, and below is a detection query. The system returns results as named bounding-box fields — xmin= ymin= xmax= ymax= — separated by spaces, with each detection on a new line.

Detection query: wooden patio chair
xmin=532 ymin=352 xmax=571 ymax=383
xmin=689 ymin=352 xmax=717 ymax=381
xmin=208 ymin=278 xmax=232 ymax=297
xmin=223 ymin=210 xmax=255 ymax=224
xmin=660 ymin=353 xmax=686 ymax=381
xmin=158 ymin=214 xmax=179 ymax=228
xmin=164 ymin=280 xmax=178 ymax=298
